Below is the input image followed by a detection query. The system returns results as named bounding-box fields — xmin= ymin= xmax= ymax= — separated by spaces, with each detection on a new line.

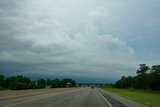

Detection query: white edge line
xmin=97 ymin=90 xmax=113 ymax=107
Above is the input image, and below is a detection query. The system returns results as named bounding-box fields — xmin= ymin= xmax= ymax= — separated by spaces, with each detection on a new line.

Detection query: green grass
xmin=102 ymin=87 xmax=160 ymax=107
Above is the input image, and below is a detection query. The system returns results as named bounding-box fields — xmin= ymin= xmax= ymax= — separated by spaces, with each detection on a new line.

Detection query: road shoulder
xmin=99 ymin=88 xmax=149 ymax=107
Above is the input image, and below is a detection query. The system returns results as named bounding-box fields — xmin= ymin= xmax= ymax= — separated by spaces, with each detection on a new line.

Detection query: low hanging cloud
xmin=0 ymin=0 xmax=159 ymax=82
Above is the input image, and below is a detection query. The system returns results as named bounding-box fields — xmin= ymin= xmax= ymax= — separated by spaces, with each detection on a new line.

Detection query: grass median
xmin=102 ymin=86 xmax=160 ymax=107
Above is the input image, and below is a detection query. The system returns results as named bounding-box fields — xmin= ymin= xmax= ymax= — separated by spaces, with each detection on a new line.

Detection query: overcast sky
xmin=0 ymin=0 xmax=160 ymax=83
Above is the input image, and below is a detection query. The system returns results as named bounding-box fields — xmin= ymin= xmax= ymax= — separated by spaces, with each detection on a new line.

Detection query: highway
xmin=0 ymin=88 xmax=147 ymax=107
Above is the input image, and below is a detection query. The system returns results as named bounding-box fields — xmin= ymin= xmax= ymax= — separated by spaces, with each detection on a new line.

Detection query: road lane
xmin=63 ymin=88 xmax=111 ymax=107
xmin=0 ymin=88 xmax=84 ymax=107
xmin=0 ymin=88 xmax=112 ymax=107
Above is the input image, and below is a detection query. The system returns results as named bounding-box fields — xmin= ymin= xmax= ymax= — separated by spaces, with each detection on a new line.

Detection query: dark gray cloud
xmin=0 ymin=0 xmax=160 ymax=82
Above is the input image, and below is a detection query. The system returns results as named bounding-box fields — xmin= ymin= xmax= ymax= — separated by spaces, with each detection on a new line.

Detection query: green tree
xmin=0 ymin=74 xmax=77 ymax=90
xmin=55 ymin=78 xmax=62 ymax=87
xmin=51 ymin=78 xmax=61 ymax=88
xmin=37 ymin=78 xmax=46 ymax=88
xmin=46 ymin=79 xmax=51 ymax=86
xmin=10 ymin=82 xmax=27 ymax=90
xmin=149 ymin=65 xmax=160 ymax=90
xmin=28 ymin=81 xmax=37 ymax=89
xmin=4 ymin=75 xmax=31 ymax=90
xmin=115 ymin=76 xmax=132 ymax=88
xmin=135 ymin=64 xmax=150 ymax=89
xmin=136 ymin=64 xmax=150 ymax=76
xmin=150 ymin=65 xmax=160 ymax=73
xmin=4 ymin=77 xmax=11 ymax=88
xmin=132 ymin=75 xmax=149 ymax=89
xmin=0 ymin=74 xmax=5 ymax=88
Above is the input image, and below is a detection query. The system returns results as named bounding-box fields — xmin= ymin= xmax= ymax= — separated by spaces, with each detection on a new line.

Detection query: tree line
xmin=0 ymin=75 xmax=76 ymax=90
xmin=114 ymin=64 xmax=160 ymax=90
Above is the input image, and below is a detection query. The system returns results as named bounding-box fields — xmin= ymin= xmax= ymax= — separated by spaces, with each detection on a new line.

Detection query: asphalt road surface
xmin=0 ymin=88 xmax=147 ymax=107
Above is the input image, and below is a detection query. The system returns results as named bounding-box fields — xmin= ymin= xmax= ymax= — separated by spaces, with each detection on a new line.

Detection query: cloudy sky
xmin=0 ymin=0 xmax=160 ymax=83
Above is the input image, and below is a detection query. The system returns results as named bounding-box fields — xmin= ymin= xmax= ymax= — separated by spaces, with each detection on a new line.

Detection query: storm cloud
xmin=0 ymin=0 xmax=160 ymax=82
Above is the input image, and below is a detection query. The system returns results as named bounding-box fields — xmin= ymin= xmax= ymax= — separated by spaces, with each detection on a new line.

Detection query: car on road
xmin=91 ymin=86 xmax=94 ymax=89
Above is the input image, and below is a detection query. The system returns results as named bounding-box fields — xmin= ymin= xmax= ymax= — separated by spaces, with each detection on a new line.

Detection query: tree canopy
xmin=0 ymin=75 xmax=76 ymax=90
xmin=115 ymin=64 xmax=160 ymax=90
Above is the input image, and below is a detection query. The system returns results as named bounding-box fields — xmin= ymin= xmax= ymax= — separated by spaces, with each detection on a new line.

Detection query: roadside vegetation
xmin=101 ymin=64 xmax=160 ymax=107
xmin=114 ymin=64 xmax=160 ymax=90
xmin=102 ymin=86 xmax=160 ymax=107
xmin=0 ymin=74 xmax=76 ymax=90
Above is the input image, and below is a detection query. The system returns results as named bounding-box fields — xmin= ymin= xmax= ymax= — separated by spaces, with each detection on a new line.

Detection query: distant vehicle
xmin=91 ymin=86 xmax=94 ymax=89
xmin=45 ymin=86 xmax=51 ymax=89
xmin=66 ymin=82 xmax=73 ymax=88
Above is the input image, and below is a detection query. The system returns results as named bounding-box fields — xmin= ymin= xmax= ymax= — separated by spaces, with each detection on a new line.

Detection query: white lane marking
xmin=97 ymin=90 xmax=113 ymax=107
xmin=75 ymin=94 xmax=80 ymax=98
